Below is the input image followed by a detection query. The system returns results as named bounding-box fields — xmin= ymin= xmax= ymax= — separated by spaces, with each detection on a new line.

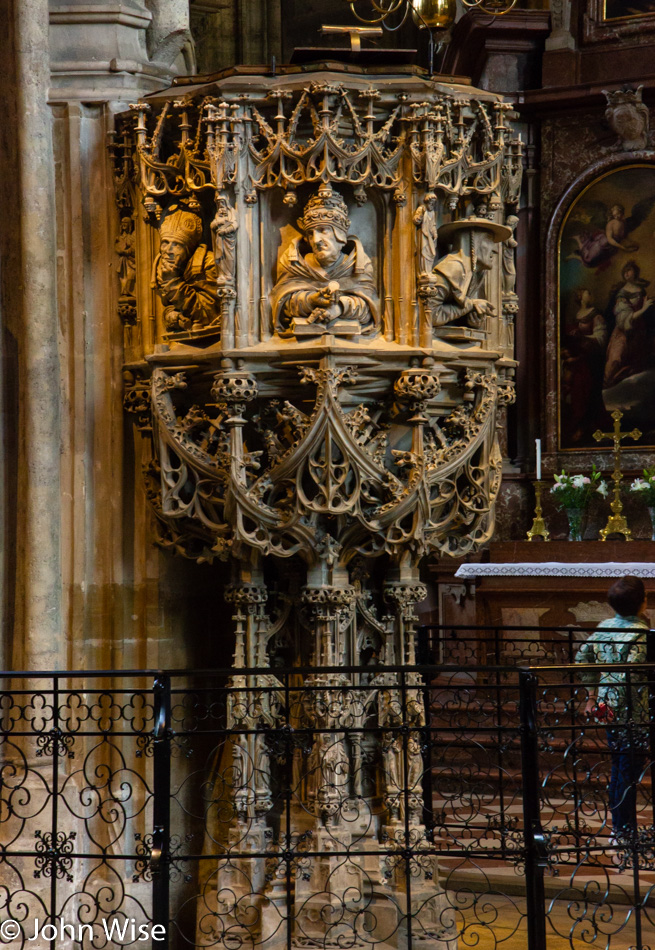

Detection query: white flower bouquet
xmin=629 ymin=469 xmax=655 ymax=506
xmin=550 ymin=466 xmax=607 ymax=510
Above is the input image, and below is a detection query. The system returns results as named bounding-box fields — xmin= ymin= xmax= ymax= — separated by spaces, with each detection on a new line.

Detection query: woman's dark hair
xmin=607 ymin=575 xmax=645 ymax=616
xmin=622 ymin=259 xmax=640 ymax=280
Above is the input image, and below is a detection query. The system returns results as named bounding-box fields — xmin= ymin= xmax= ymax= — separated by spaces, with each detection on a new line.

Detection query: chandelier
xmin=343 ymin=0 xmax=519 ymax=32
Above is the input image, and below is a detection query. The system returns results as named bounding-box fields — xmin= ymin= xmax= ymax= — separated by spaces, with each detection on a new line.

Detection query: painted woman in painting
xmin=574 ymin=288 xmax=608 ymax=348
xmin=604 ymin=260 xmax=654 ymax=388
xmin=561 ymin=289 xmax=608 ymax=443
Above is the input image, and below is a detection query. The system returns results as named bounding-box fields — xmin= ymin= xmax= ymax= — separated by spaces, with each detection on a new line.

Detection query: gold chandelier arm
xmin=348 ymin=4 xmax=390 ymax=24
xmin=370 ymin=0 xmax=408 ymax=11
xmin=459 ymin=0 xmax=518 ymax=13
xmin=349 ymin=0 xmax=520 ymax=29
xmin=347 ymin=0 xmax=408 ymax=24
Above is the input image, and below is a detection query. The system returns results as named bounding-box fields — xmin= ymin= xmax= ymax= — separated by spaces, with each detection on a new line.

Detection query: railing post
xmin=50 ymin=675 xmax=60 ymax=950
xmin=647 ymin=629 xmax=655 ymax=831
xmin=152 ymin=673 xmax=171 ymax=949
xmin=421 ymin=661 xmax=434 ymax=836
xmin=519 ymin=669 xmax=548 ymax=950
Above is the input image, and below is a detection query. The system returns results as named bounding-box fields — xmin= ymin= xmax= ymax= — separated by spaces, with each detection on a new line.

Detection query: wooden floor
xmin=453 ymin=895 xmax=655 ymax=949
xmin=434 ymin=787 xmax=655 ymax=949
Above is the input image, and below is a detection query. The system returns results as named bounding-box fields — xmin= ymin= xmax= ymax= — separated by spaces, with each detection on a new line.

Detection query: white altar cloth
xmin=455 ymin=561 xmax=655 ymax=579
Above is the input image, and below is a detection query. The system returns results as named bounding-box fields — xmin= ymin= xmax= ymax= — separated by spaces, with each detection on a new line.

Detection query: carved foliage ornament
xmin=409 ymin=99 xmax=521 ymax=203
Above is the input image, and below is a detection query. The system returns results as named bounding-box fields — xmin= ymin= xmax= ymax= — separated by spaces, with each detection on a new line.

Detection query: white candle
xmin=535 ymin=439 xmax=542 ymax=481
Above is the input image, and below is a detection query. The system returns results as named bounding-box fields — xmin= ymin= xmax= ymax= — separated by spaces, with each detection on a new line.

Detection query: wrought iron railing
xmin=417 ymin=622 xmax=655 ymax=669
xmin=1 ymin=659 xmax=655 ymax=949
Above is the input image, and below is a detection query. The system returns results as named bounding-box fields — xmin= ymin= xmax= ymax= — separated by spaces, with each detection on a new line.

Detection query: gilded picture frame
xmin=603 ymin=0 xmax=655 ymax=19
xmin=584 ymin=0 xmax=655 ymax=41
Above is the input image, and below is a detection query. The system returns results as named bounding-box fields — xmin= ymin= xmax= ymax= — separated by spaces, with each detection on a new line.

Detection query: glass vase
xmin=565 ymin=507 xmax=585 ymax=541
xmin=648 ymin=507 xmax=655 ymax=542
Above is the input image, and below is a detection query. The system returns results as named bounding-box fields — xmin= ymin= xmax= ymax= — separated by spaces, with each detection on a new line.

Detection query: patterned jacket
xmin=575 ymin=614 xmax=650 ymax=722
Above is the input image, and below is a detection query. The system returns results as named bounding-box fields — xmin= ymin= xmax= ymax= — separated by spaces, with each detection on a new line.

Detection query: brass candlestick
xmin=593 ymin=409 xmax=641 ymax=541
xmin=527 ymin=480 xmax=550 ymax=541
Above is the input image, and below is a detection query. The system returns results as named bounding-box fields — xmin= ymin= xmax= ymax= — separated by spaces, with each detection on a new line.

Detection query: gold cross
xmin=593 ymin=409 xmax=641 ymax=541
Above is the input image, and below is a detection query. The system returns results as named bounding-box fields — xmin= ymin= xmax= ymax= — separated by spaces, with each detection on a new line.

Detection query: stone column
xmin=0 ymin=3 xmax=20 ymax=671
xmin=33 ymin=0 xmax=195 ymax=673
xmin=10 ymin=0 xmax=62 ymax=671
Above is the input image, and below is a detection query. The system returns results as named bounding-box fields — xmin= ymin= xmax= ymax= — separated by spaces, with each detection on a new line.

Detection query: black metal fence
xmin=418 ymin=622 xmax=655 ymax=669
xmin=1 ymin=657 xmax=655 ymax=949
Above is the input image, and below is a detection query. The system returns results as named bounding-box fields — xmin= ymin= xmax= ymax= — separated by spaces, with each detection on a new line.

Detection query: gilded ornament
xmin=594 ymin=409 xmax=641 ymax=541
xmin=411 ymin=0 xmax=457 ymax=29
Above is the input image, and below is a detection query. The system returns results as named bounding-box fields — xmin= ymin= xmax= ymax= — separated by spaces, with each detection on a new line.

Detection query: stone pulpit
xmin=115 ymin=58 xmax=522 ymax=949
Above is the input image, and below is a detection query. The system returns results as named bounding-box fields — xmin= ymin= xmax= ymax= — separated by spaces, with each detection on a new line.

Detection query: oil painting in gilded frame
xmin=604 ymin=0 xmax=655 ymax=19
xmin=558 ymin=163 xmax=655 ymax=451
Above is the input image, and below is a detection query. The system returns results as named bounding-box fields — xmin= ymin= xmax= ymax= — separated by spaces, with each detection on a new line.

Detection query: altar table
xmin=427 ymin=541 xmax=655 ymax=632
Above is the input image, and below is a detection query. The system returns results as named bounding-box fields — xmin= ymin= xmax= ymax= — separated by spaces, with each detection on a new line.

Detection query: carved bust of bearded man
xmin=271 ymin=183 xmax=380 ymax=337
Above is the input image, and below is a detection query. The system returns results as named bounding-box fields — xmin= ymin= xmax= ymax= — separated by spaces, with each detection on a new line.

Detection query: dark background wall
xmin=189 ymin=0 xmax=431 ymax=73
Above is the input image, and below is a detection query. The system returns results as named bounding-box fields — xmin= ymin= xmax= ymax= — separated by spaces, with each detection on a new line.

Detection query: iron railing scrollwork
xmin=2 ymin=651 xmax=655 ymax=948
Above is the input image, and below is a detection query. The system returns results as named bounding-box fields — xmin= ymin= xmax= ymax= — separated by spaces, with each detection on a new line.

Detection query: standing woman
xmin=575 ymin=575 xmax=650 ymax=839
xmin=603 ymin=261 xmax=653 ymax=389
